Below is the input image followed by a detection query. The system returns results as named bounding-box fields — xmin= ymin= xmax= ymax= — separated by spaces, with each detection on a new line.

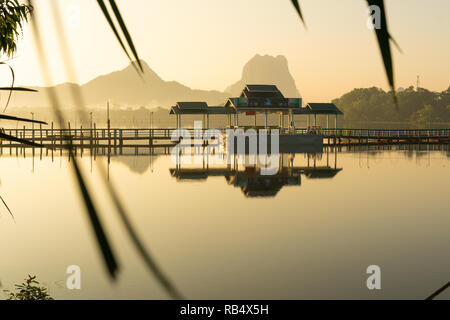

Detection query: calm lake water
xmin=0 ymin=145 xmax=449 ymax=299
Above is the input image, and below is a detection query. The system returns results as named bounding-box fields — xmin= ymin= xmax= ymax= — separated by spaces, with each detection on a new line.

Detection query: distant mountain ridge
xmin=8 ymin=54 xmax=300 ymax=109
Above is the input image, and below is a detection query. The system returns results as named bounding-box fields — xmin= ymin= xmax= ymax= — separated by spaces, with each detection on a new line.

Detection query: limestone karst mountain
xmin=225 ymin=54 xmax=300 ymax=98
xmin=7 ymin=54 xmax=300 ymax=109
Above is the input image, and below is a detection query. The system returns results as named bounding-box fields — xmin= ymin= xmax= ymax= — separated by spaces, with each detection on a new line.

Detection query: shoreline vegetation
xmin=333 ymin=86 xmax=450 ymax=126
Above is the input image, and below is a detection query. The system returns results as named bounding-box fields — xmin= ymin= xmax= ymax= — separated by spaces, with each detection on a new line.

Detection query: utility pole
xmin=417 ymin=75 xmax=420 ymax=91
xmin=107 ymin=101 xmax=110 ymax=129
xmin=31 ymin=112 xmax=34 ymax=143
xmin=150 ymin=111 xmax=154 ymax=129
xmin=107 ymin=101 xmax=111 ymax=153
xmin=90 ymin=111 xmax=93 ymax=148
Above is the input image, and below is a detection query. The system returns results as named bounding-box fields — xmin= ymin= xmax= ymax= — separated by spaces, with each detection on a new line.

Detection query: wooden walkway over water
xmin=321 ymin=128 xmax=450 ymax=145
xmin=1 ymin=127 xmax=449 ymax=148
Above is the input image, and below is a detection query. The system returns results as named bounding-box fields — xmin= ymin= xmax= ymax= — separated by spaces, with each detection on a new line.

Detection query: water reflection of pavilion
xmin=169 ymin=151 xmax=342 ymax=198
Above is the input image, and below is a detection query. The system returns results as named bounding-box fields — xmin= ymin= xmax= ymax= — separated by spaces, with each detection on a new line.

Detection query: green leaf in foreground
xmin=6 ymin=275 xmax=53 ymax=300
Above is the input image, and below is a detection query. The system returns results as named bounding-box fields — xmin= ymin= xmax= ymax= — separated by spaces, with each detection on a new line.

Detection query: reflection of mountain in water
xmin=112 ymin=155 xmax=159 ymax=174
xmin=170 ymin=152 xmax=342 ymax=198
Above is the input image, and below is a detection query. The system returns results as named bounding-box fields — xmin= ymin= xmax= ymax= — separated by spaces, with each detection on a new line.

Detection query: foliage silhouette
xmin=6 ymin=275 xmax=53 ymax=300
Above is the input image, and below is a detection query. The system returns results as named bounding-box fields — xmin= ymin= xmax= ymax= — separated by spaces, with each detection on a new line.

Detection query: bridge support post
xmin=68 ymin=122 xmax=71 ymax=151
xmin=51 ymin=122 xmax=54 ymax=146
xmin=292 ymin=113 xmax=296 ymax=132
xmin=80 ymin=125 xmax=83 ymax=150
xmin=265 ymin=110 xmax=268 ymax=129
xmin=114 ymin=129 xmax=117 ymax=155
xmin=94 ymin=123 xmax=97 ymax=151
xmin=149 ymin=129 xmax=153 ymax=148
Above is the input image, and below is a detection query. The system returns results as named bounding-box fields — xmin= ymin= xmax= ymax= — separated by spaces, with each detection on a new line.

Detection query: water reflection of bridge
xmin=3 ymin=144 xmax=447 ymax=177
xmin=170 ymin=152 xmax=342 ymax=198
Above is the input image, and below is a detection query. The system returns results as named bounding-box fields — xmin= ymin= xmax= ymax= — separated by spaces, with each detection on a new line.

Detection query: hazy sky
xmin=4 ymin=0 xmax=450 ymax=102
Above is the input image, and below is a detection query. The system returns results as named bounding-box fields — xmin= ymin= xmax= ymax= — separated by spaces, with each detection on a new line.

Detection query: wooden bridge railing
xmin=290 ymin=128 xmax=450 ymax=138
xmin=318 ymin=128 xmax=450 ymax=138
xmin=2 ymin=127 xmax=450 ymax=142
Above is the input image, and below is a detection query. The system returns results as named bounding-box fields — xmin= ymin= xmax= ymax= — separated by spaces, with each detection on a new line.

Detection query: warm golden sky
xmin=5 ymin=0 xmax=450 ymax=102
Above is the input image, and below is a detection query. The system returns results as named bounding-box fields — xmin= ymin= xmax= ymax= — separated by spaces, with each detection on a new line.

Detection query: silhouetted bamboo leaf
xmin=289 ymin=1 xmax=398 ymax=105
xmin=0 ymin=194 xmax=15 ymax=222
xmin=26 ymin=0 xmax=120 ymax=280
xmin=48 ymin=0 xmax=182 ymax=298
xmin=98 ymin=175 xmax=184 ymax=299
xmin=0 ymin=62 xmax=15 ymax=112
xmin=425 ymin=281 xmax=450 ymax=300
xmin=70 ymin=150 xmax=119 ymax=279
xmin=389 ymin=34 xmax=402 ymax=54
xmin=290 ymin=0 xmax=306 ymax=28
xmin=366 ymin=0 xmax=397 ymax=103
xmin=0 ymin=62 xmax=37 ymax=113
xmin=63 ymin=80 xmax=183 ymax=298
xmin=0 ymin=87 xmax=37 ymax=92
xmin=96 ymin=0 xmax=141 ymax=75
xmin=0 ymin=131 xmax=43 ymax=147
xmin=108 ymin=0 xmax=143 ymax=72
xmin=0 ymin=113 xmax=47 ymax=124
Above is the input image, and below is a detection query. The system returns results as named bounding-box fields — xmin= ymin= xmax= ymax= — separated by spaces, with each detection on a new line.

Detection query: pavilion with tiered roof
xmin=169 ymin=84 xmax=343 ymax=129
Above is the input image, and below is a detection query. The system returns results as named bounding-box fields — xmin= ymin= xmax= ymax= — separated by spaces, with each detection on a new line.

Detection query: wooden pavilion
xmin=169 ymin=84 xmax=343 ymax=129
